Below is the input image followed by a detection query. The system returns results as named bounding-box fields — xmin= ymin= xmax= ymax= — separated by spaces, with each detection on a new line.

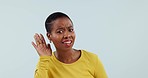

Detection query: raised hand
xmin=32 ymin=33 xmax=52 ymax=56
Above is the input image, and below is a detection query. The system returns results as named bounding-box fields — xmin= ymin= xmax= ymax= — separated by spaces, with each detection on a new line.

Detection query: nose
xmin=63 ymin=31 xmax=71 ymax=39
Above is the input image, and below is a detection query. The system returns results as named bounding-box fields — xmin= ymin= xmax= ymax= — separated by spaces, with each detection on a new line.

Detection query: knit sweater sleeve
xmin=34 ymin=56 xmax=52 ymax=78
xmin=94 ymin=55 xmax=108 ymax=78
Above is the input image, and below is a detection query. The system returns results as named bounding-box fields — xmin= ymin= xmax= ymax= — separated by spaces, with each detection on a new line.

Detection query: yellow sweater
xmin=34 ymin=50 xmax=108 ymax=78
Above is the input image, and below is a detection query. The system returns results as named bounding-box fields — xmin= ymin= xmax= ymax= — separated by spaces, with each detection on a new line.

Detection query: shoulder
xmin=81 ymin=49 xmax=98 ymax=57
xmin=81 ymin=50 xmax=98 ymax=62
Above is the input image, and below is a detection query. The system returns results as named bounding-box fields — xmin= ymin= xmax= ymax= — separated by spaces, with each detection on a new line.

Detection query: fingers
xmin=47 ymin=43 xmax=52 ymax=54
xmin=47 ymin=44 xmax=52 ymax=50
xmin=40 ymin=33 xmax=46 ymax=44
xmin=32 ymin=41 xmax=37 ymax=49
xmin=34 ymin=33 xmax=45 ymax=45
xmin=32 ymin=33 xmax=52 ymax=56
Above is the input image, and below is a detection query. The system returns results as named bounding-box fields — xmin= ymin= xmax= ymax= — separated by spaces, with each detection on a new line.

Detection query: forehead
xmin=52 ymin=17 xmax=73 ymax=29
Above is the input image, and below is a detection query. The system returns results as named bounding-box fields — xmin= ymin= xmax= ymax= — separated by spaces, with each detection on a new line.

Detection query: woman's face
xmin=48 ymin=17 xmax=76 ymax=51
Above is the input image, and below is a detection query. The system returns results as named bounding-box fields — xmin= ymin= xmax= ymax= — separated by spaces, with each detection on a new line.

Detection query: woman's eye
xmin=69 ymin=29 xmax=74 ymax=32
xmin=57 ymin=30 xmax=63 ymax=34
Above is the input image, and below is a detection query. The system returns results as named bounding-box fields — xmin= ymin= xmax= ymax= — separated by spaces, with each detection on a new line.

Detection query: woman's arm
xmin=32 ymin=33 xmax=52 ymax=78
xmin=34 ymin=56 xmax=52 ymax=78
xmin=94 ymin=55 xmax=108 ymax=78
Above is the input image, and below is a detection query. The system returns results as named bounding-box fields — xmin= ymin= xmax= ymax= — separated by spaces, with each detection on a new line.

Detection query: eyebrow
xmin=57 ymin=25 xmax=73 ymax=29
xmin=67 ymin=25 xmax=73 ymax=28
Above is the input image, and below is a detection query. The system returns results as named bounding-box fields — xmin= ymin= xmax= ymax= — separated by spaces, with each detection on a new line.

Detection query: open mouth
xmin=62 ymin=40 xmax=72 ymax=47
xmin=63 ymin=41 xmax=71 ymax=44
xmin=62 ymin=40 xmax=72 ymax=44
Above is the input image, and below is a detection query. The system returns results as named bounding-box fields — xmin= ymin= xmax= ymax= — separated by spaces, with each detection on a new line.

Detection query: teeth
xmin=63 ymin=41 xmax=71 ymax=44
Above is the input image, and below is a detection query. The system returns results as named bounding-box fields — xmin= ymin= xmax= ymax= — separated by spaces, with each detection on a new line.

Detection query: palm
xmin=32 ymin=33 xmax=52 ymax=56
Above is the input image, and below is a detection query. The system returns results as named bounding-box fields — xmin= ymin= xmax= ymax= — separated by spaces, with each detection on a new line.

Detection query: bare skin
xmin=32 ymin=33 xmax=52 ymax=56
xmin=32 ymin=17 xmax=81 ymax=64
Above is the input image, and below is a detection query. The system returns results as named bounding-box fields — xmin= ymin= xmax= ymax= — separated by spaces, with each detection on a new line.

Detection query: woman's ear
xmin=46 ymin=32 xmax=52 ymax=43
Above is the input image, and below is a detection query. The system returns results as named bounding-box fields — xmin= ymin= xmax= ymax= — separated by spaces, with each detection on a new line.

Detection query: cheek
xmin=51 ymin=35 xmax=62 ymax=42
xmin=72 ymin=33 xmax=76 ymax=38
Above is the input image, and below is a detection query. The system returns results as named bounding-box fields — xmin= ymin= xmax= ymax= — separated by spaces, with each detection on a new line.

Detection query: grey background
xmin=0 ymin=0 xmax=148 ymax=78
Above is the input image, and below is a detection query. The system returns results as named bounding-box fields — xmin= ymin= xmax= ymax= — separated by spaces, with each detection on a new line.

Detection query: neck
xmin=55 ymin=49 xmax=79 ymax=63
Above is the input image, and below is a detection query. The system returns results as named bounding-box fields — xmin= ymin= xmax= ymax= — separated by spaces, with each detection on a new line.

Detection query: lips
xmin=62 ymin=40 xmax=72 ymax=44
xmin=62 ymin=40 xmax=72 ymax=47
